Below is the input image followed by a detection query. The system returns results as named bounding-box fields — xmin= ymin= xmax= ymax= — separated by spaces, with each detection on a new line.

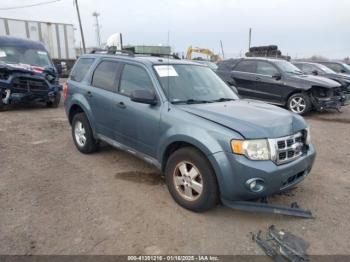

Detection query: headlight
xmin=305 ymin=127 xmax=311 ymax=145
xmin=231 ymin=139 xmax=270 ymax=160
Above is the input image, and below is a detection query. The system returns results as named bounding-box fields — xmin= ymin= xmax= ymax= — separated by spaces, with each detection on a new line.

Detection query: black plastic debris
xmin=251 ymin=225 xmax=309 ymax=262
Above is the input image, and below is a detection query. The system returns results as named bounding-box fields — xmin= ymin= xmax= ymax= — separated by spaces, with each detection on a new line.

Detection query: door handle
xmin=85 ymin=91 xmax=92 ymax=97
xmin=116 ymin=101 xmax=126 ymax=109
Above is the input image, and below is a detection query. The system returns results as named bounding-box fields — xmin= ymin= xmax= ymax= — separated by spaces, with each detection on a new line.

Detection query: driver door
xmin=114 ymin=63 xmax=161 ymax=157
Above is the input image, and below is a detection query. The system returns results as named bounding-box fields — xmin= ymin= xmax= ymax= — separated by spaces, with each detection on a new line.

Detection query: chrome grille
xmin=269 ymin=132 xmax=305 ymax=165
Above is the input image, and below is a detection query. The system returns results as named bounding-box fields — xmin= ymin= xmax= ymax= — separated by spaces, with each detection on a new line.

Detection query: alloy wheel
xmin=173 ymin=161 xmax=203 ymax=201
xmin=74 ymin=121 xmax=87 ymax=147
xmin=290 ymin=97 xmax=306 ymax=114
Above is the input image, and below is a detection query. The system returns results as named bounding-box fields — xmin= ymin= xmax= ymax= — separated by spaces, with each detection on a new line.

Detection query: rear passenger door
xmin=231 ymin=60 xmax=258 ymax=98
xmin=115 ymin=63 xmax=161 ymax=157
xmin=89 ymin=60 xmax=122 ymax=139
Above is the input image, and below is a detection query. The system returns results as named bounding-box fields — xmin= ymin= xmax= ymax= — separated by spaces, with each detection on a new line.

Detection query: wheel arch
xmin=67 ymin=100 xmax=97 ymax=137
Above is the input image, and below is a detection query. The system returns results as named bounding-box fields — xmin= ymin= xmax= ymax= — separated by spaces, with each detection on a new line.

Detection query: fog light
xmin=246 ymin=178 xmax=265 ymax=193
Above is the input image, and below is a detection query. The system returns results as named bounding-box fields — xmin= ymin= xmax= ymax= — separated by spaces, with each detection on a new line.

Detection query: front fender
xmin=157 ymin=125 xmax=231 ymax=163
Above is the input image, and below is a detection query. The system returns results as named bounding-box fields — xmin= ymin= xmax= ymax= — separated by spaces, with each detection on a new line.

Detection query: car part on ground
xmin=216 ymin=57 xmax=347 ymax=115
xmin=64 ymin=52 xmax=316 ymax=213
xmin=0 ymin=36 xmax=62 ymax=108
xmin=224 ymin=196 xmax=313 ymax=218
xmin=251 ymin=225 xmax=310 ymax=261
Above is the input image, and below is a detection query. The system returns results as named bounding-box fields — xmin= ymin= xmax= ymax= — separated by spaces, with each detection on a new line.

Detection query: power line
xmin=0 ymin=0 xmax=61 ymax=11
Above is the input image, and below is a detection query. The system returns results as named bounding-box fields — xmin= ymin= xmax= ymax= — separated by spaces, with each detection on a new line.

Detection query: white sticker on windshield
xmin=0 ymin=50 xmax=6 ymax=57
xmin=37 ymin=51 xmax=47 ymax=55
xmin=154 ymin=65 xmax=178 ymax=77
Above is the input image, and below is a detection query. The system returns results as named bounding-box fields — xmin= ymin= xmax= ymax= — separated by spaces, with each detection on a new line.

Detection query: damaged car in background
xmin=0 ymin=36 xmax=62 ymax=110
xmin=216 ymin=58 xmax=347 ymax=115
xmin=293 ymin=61 xmax=350 ymax=105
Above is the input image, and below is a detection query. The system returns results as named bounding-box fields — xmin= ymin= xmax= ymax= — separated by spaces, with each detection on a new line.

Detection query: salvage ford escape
xmin=64 ymin=53 xmax=316 ymax=212
xmin=0 ymin=36 xmax=61 ymax=109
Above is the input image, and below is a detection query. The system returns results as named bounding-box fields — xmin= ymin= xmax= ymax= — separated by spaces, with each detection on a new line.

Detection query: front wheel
xmin=72 ymin=113 xmax=99 ymax=154
xmin=165 ymin=147 xmax=219 ymax=212
xmin=287 ymin=93 xmax=311 ymax=115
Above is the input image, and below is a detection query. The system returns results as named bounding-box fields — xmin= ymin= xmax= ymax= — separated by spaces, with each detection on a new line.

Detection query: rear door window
xmin=234 ymin=60 xmax=256 ymax=73
xmin=92 ymin=61 xmax=120 ymax=92
xmin=70 ymin=58 xmax=95 ymax=82
xmin=325 ymin=63 xmax=343 ymax=73
xmin=119 ymin=64 xmax=154 ymax=97
xmin=256 ymin=61 xmax=279 ymax=76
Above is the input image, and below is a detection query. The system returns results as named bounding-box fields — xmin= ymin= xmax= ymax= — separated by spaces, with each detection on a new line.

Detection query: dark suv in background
xmin=0 ymin=36 xmax=62 ymax=109
xmin=217 ymin=58 xmax=346 ymax=115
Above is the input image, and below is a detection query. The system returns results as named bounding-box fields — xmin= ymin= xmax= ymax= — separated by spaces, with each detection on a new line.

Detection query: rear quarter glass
xmin=70 ymin=58 xmax=95 ymax=82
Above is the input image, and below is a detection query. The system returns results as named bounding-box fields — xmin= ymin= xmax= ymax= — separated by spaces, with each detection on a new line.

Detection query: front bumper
xmin=208 ymin=144 xmax=316 ymax=201
xmin=0 ymin=73 xmax=62 ymax=104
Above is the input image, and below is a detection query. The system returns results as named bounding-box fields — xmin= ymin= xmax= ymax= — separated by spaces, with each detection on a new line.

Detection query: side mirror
xmin=272 ymin=73 xmax=282 ymax=80
xmin=312 ymin=70 xmax=318 ymax=75
xmin=340 ymin=69 xmax=346 ymax=73
xmin=130 ymin=89 xmax=157 ymax=105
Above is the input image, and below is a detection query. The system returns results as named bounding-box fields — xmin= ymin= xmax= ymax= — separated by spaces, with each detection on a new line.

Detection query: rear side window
xmin=70 ymin=58 xmax=95 ymax=82
xmin=234 ymin=60 xmax=256 ymax=73
xmin=119 ymin=64 xmax=154 ymax=97
xmin=256 ymin=61 xmax=279 ymax=76
xmin=92 ymin=61 xmax=119 ymax=92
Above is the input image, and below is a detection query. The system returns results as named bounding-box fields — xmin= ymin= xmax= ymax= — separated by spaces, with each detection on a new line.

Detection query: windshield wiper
xmin=171 ymin=99 xmax=212 ymax=104
xmin=210 ymin=98 xmax=235 ymax=102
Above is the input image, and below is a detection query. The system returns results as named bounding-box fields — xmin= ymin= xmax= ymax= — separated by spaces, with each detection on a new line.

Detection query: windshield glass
xmin=317 ymin=64 xmax=336 ymax=74
xmin=342 ymin=63 xmax=350 ymax=71
xmin=154 ymin=64 xmax=238 ymax=103
xmin=0 ymin=46 xmax=52 ymax=67
xmin=274 ymin=60 xmax=303 ymax=74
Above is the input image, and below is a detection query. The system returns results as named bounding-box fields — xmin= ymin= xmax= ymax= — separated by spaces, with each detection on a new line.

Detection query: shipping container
xmin=0 ymin=17 xmax=76 ymax=71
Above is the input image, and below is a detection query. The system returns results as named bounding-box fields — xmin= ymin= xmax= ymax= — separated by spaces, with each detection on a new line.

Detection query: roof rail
xmin=89 ymin=48 xmax=134 ymax=57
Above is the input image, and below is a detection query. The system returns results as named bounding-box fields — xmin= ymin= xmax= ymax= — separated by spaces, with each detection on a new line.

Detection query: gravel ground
xmin=0 ymin=99 xmax=349 ymax=255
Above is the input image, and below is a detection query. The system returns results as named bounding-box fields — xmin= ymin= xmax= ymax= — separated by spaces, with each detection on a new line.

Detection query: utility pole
xmin=220 ymin=40 xmax=225 ymax=59
xmin=248 ymin=28 xmax=252 ymax=51
xmin=74 ymin=0 xmax=86 ymax=54
xmin=92 ymin=11 xmax=101 ymax=48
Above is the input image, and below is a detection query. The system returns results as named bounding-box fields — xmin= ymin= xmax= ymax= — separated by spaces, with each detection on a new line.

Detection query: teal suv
xmin=64 ymin=53 xmax=316 ymax=212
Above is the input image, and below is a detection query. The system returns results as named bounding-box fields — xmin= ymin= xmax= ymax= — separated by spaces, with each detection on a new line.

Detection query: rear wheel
xmin=165 ymin=147 xmax=219 ymax=212
xmin=287 ymin=93 xmax=311 ymax=115
xmin=72 ymin=113 xmax=98 ymax=154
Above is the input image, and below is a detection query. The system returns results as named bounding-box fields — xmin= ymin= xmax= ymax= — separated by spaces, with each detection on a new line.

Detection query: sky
xmin=0 ymin=0 xmax=349 ymax=59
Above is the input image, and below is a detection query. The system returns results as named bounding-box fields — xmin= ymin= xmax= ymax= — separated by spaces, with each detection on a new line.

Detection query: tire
xmin=165 ymin=147 xmax=219 ymax=212
xmin=71 ymin=113 xmax=98 ymax=154
xmin=47 ymin=92 xmax=61 ymax=108
xmin=287 ymin=93 xmax=312 ymax=115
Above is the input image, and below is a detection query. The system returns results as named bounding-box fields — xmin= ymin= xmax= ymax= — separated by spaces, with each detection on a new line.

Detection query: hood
xmin=323 ymin=72 xmax=350 ymax=83
xmin=179 ymin=100 xmax=307 ymax=139
xmin=288 ymin=74 xmax=341 ymax=88
xmin=0 ymin=62 xmax=57 ymax=79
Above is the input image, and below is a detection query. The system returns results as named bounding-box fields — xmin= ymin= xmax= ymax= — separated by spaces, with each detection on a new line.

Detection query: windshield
xmin=317 ymin=64 xmax=336 ymax=74
xmin=342 ymin=63 xmax=350 ymax=71
xmin=0 ymin=46 xmax=52 ymax=67
xmin=274 ymin=60 xmax=303 ymax=75
xmin=154 ymin=64 xmax=238 ymax=103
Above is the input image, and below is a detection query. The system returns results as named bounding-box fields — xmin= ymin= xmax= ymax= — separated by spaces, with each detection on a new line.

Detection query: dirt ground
xmin=0 ymin=96 xmax=349 ymax=256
